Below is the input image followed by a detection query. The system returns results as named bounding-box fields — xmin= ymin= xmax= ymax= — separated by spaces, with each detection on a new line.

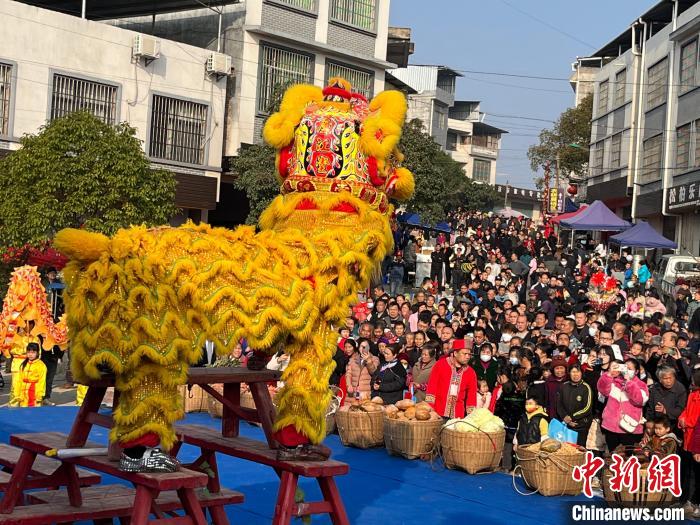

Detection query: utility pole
xmin=543 ymin=161 xmax=550 ymax=217
xmin=554 ymin=152 xmax=561 ymax=216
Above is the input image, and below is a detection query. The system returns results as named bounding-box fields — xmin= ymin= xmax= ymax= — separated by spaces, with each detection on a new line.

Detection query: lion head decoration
xmin=262 ymin=77 xmax=415 ymax=214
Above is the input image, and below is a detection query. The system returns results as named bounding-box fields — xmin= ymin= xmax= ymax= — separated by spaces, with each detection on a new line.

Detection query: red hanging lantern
xmin=567 ymin=184 xmax=578 ymax=196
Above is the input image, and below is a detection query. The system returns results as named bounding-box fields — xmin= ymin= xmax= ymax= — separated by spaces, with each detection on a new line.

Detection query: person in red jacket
xmin=425 ymin=339 xmax=477 ymax=419
xmin=679 ymin=369 xmax=700 ymax=517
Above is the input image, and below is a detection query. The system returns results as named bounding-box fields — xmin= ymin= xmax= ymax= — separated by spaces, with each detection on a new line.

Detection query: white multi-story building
xmin=446 ymin=101 xmax=505 ymax=185
xmin=579 ymin=0 xmax=700 ymax=254
xmin=0 ymin=0 xmax=228 ymax=224
xmin=110 ymin=0 xmax=393 ymax=155
xmin=386 ymin=65 xmax=506 ymax=183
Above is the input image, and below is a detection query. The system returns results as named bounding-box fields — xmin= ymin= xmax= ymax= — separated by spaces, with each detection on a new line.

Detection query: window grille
xmin=0 ymin=63 xmax=12 ymax=136
xmin=258 ymin=45 xmax=312 ymax=113
xmin=149 ymin=95 xmax=208 ymax=165
xmin=641 ymin=134 xmax=663 ymax=183
xmin=646 ymin=58 xmax=668 ymax=110
xmin=325 ymin=61 xmax=373 ymax=98
xmin=473 ymin=159 xmax=491 ymax=183
xmin=50 ymin=74 xmax=118 ymax=124
xmin=330 ymin=0 xmax=375 ymax=31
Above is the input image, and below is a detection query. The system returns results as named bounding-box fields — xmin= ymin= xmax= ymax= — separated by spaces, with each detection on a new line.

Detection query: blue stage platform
xmin=0 ymin=407 xmax=598 ymax=524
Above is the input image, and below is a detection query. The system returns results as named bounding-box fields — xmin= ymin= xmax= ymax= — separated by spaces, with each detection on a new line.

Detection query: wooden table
xmin=1 ymin=366 xmax=349 ymax=525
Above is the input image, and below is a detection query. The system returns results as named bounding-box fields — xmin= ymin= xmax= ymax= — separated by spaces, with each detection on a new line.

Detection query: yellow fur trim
xmin=360 ymin=118 xmax=401 ymax=159
xmin=54 ymin=229 xmax=110 ymax=263
xmin=327 ymin=77 xmax=352 ymax=92
xmin=279 ymin=84 xmax=323 ymax=114
xmin=368 ymin=90 xmax=407 ymax=124
xmin=263 ymin=112 xmax=296 ymax=149
xmin=391 ymin=167 xmax=415 ymax=201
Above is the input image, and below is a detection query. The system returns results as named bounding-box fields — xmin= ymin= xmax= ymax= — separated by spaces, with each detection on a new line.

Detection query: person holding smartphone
xmin=345 ymin=338 xmax=379 ymax=403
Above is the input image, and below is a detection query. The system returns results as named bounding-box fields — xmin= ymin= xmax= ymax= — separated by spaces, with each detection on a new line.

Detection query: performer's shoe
xmin=276 ymin=444 xmax=331 ymax=462
xmin=119 ymin=447 xmax=181 ymax=473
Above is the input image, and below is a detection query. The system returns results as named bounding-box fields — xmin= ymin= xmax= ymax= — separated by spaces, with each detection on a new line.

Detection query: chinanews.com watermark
xmin=562 ymin=452 xmax=685 ymax=524
xmin=569 ymin=505 xmax=684 ymax=523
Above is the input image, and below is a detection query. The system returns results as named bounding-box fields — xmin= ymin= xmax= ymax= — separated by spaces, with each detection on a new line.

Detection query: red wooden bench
xmin=0 ymin=443 xmax=101 ymax=493
xmin=6 ymin=484 xmax=243 ymax=525
xmin=174 ymin=424 xmax=350 ymax=525
xmin=2 ymin=432 xmax=227 ymax=525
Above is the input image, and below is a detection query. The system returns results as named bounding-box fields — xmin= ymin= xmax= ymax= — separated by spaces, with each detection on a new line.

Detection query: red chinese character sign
xmin=572 ymin=451 xmax=604 ymax=498
xmin=572 ymin=452 xmax=681 ymax=499
xmin=647 ymin=454 xmax=681 ymax=498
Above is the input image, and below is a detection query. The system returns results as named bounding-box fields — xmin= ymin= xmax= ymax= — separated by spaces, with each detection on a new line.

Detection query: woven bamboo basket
xmin=384 ymin=417 xmax=442 ymax=460
xmin=515 ymin=444 xmax=586 ymax=496
xmin=335 ymin=409 xmax=384 ymax=448
xmin=240 ymin=390 xmax=257 ymax=411
xmin=602 ymin=463 xmax=677 ymax=507
xmin=207 ymin=384 xmax=224 ymax=418
xmin=441 ymin=428 xmax=505 ymax=474
xmin=179 ymin=384 xmax=208 ymax=413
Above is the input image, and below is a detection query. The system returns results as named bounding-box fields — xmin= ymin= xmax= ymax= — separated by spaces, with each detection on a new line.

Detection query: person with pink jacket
xmin=597 ymin=358 xmax=649 ymax=453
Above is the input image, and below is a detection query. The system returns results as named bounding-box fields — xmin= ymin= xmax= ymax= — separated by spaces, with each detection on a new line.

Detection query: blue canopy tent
xmin=559 ymin=200 xmax=632 ymax=231
xmin=609 ymin=221 xmax=677 ymax=249
xmin=434 ymin=222 xmax=452 ymax=233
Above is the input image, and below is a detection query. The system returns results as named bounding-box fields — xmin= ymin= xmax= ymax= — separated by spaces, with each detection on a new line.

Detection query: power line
xmin=497 ymin=0 xmax=597 ymax=50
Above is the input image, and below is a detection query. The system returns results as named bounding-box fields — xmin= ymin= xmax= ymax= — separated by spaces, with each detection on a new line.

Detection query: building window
xmin=0 ymin=62 xmax=12 ymax=136
xmin=473 ymin=159 xmax=491 ymax=183
xmin=597 ymin=80 xmax=609 ymax=114
xmin=433 ymin=105 xmax=447 ymax=130
xmin=436 ymin=74 xmax=456 ymax=95
xmin=641 ymin=134 xmax=663 ymax=183
xmin=330 ymin=0 xmax=375 ymax=31
xmin=680 ymin=39 xmax=698 ymax=95
xmin=446 ymin=132 xmax=457 ymax=151
xmin=677 ymin=124 xmax=691 ymax=171
xmin=50 ymin=74 xmax=118 ymax=125
xmin=325 ymin=61 xmax=373 ymax=98
xmin=258 ymin=45 xmax=312 ymax=113
xmin=614 ymin=69 xmax=626 ymax=107
xmin=610 ymin=132 xmax=622 ymax=169
xmin=149 ymin=95 xmax=208 ymax=166
xmin=646 ymin=57 xmax=668 ymax=110
xmin=275 ymin=0 xmax=315 ymax=10
xmin=695 ymin=119 xmax=700 ymax=168
xmin=591 ymin=140 xmax=604 ymax=176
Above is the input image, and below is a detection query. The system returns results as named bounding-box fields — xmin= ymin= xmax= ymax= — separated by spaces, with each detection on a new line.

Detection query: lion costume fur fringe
xmin=54 ymin=78 xmax=414 ymax=450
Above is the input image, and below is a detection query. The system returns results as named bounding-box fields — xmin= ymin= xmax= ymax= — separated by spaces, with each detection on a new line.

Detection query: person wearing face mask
xmin=597 ymin=359 xmax=649 ymax=452
xmin=470 ymin=343 xmax=499 ymax=390
xmin=556 ymin=364 xmax=593 ymax=447
xmin=513 ymin=394 xmax=550 ymax=450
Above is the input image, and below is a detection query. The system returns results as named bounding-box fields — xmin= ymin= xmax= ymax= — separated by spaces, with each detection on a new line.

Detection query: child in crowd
xmin=513 ymin=395 xmax=549 ymax=450
xmin=642 ymin=414 xmax=681 ymax=458
xmin=10 ymin=342 xmax=47 ymax=407
xmin=640 ymin=419 xmax=656 ymax=447
xmin=475 ymin=379 xmax=492 ymax=410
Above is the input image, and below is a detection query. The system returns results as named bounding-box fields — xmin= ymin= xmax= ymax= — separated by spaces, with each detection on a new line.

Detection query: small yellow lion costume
xmin=54 ymin=78 xmax=414 ymax=450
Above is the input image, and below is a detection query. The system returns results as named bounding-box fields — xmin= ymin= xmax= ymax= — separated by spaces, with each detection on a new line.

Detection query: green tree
xmin=230 ymin=143 xmax=279 ymax=225
xmin=399 ymin=119 xmax=496 ymax=225
xmin=527 ymin=94 xmax=592 ymax=187
xmin=0 ymin=111 xmax=177 ymax=250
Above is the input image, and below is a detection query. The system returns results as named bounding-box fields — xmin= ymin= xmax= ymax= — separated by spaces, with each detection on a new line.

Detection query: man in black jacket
xmin=645 ymin=366 xmax=687 ymax=436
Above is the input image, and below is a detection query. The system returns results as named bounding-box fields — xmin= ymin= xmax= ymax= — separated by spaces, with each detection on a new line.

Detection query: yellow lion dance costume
xmin=54 ymin=78 xmax=414 ymax=463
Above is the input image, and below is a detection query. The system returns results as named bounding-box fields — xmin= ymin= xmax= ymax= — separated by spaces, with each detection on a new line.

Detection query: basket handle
xmin=511 ymin=465 xmax=538 ymax=496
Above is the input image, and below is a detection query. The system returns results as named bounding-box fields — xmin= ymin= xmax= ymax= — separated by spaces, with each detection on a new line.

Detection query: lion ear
xmin=263 ymin=84 xmax=323 ymax=149
xmin=360 ymin=90 xmax=407 ymax=161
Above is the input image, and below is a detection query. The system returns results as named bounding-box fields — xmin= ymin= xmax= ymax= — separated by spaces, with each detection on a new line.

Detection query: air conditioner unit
xmin=206 ymin=52 xmax=232 ymax=77
xmin=133 ymin=34 xmax=161 ymax=62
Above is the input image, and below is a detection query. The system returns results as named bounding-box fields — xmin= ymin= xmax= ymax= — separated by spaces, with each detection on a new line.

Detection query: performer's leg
xmin=114 ymin=362 xmax=184 ymax=473
xmin=272 ymin=323 xmax=334 ymax=459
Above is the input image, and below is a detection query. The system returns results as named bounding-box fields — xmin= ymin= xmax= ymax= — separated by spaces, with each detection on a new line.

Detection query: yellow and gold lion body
xmin=55 ymin=79 xmax=413 ymax=448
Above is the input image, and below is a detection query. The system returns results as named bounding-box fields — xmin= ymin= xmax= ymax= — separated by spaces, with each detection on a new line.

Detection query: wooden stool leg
xmin=318 ymin=477 xmax=350 ymax=525
xmin=177 ymin=487 xmax=208 ymax=525
xmin=64 ymin=463 xmax=83 ymax=507
xmin=0 ymin=449 xmax=36 ymax=513
xmin=272 ymin=471 xmax=298 ymax=525
xmin=130 ymin=485 xmax=154 ymax=525
xmin=208 ymin=505 xmax=231 ymax=525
